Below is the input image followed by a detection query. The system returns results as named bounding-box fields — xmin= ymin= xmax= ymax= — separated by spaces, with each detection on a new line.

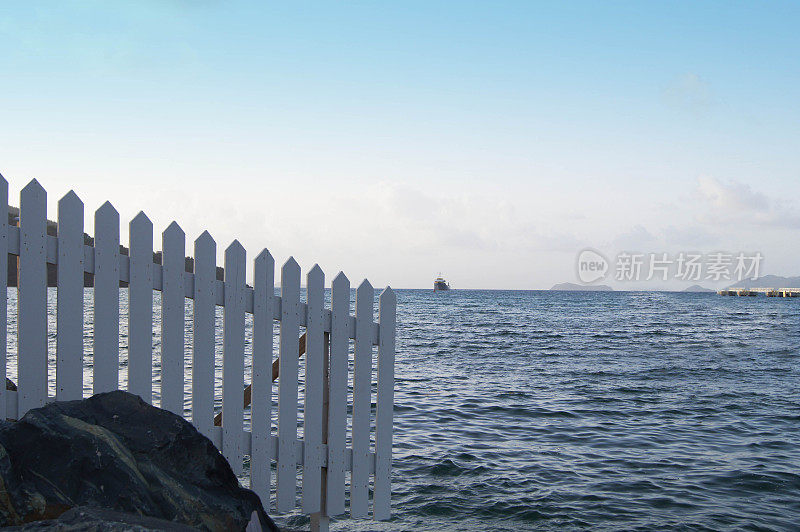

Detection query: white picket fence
xmin=0 ymin=176 xmax=396 ymax=531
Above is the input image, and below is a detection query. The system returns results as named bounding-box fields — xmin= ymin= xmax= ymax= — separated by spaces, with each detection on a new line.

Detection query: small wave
xmin=416 ymin=458 xmax=491 ymax=478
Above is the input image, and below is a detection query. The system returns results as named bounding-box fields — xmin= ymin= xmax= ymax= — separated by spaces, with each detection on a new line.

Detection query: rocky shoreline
xmin=0 ymin=391 xmax=278 ymax=531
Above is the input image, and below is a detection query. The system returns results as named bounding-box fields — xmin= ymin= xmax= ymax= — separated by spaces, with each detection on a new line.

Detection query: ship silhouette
xmin=434 ymin=273 xmax=450 ymax=291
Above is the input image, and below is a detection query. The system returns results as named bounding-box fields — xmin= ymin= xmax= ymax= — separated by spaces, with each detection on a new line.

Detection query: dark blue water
xmin=380 ymin=290 xmax=800 ymax=531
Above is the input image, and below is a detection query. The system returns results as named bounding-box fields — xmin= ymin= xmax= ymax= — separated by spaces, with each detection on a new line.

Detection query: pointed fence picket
xmin=0 ymin=176 xmax=7 ymax=419
xmin=161 ymin=222 xmax=185 ymax=415
xmin=223 ymin=241 xmax=246 ymax=476
xmin=0 ymin=176 xmax=397 ymax=531
xmin=18 ymin=180 xmax=47 ymax=417
xmin=129 ymin=212 xmax=154 ymax=403
xmin=250 ymin=249 xmax=274 ymax=503
xmin=56 ymin=192 xmax=84 ymax=401
xmin=94 ymin=202 xmax=120 ymax=394
xmin=303 ymin=265 xmax=324 ymax=514
xmin=277 ymin=257 xmax=301 ymax=513
xmin=374 ymin=287 xmax=397 ymax=520
xmin=326 ymin=272 xmax=350 ymax=516
xmin=192 ymin=231 xmax=216 ymax=438
xmin=351 ymin=280 xmax=374 ymax=518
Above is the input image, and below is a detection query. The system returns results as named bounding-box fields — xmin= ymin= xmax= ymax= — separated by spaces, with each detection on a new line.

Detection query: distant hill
xmin=550 ymin=282 xmax=613 ymax=291
xmin=683 ymin=284 xmax=714 ymax=293
xmin=727 ymin=275 xmax=800 ymax=289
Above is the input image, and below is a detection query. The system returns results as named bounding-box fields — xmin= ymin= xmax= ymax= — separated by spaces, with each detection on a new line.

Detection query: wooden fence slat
xmin=351 ymin=279 xmax=374 ymax=518
xmin=5 ymin=175 xmax=398 ymax=525
xmin=326 ymin=272 xmax=350 ymax=515
xmin=276 ymin=257 xmax=301 ymax=513
xmin=56 ymin=191 xmax=84 ymax=401
xmin=303 ymin=264 xmax=324 ymax=513
xmin=18 ymin=180 xmax=48 ymax=416
xmin=251 ymin=248 xmax=275 ymax=504
xmin=0 ymin=175 xmax=7 ymax=418
xmin=222 ymin=241 xmax=246 ymax=475
xmin=161 ymin=222 xmax=185 ymax=415
xmin=192 ymin=231 xmax=216 ymax=439
xmin=128 ymin=212 xmax=153 ymax=403
xmin=373 ymin=287 xmax=396 ymax=520
xmin=93 ymin=201 xmax=120 ymax=394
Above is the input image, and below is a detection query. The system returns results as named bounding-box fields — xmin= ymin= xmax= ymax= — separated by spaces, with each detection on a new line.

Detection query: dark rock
xmin=6 ymin=377 xmax=16 ymax=391
xmin=3 ymin=505 xmax=198 ymax=530
xmin=0 ymin=391 xmax=278 ymax=531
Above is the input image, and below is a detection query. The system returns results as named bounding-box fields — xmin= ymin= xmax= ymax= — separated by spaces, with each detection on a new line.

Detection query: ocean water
xmin=5 ymin=289 xmax=800 ymax=530
xmin=385 ymin=290 xmax=800 ymax=531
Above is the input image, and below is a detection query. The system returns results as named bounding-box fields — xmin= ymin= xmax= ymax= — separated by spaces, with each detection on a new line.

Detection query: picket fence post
xmin=351 ymin=280 xmax=374 ymax=518
xmin=192 ymin=231 xmax=216 ymax=438
xmin=0 ymin=174 xmax=7 ymax=419
xmin=223 ymin=241 xmax=246 ymax=476
xmin=56 ymin=191 xmax=84 ymax=401
xmin=161 ymin=222 xmax=185 ymax=415
xmin=303 ymin=264 xmax=325 ymax=514
xmin=374 ymin=286 xmax=397 ymax=520
xmin=325 ymin=271 xmax=349 ymax=517
xmin=18 ymin=180 xmax=47 ymax=417
xmin=250 ymin=248 xmax=274 ymax=504
xmin=2 ymin=176 xmax=396 ymax=529
xmin=94 ymin=201 xmax=120 ymax=394
xmin=276 ymin=257 xmax=300 ymax=513
xmin=129 ymin=212 xmax=154 ymax=403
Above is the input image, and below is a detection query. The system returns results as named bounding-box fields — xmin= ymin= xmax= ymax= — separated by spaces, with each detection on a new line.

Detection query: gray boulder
xmin=0 ymin=391 xmax=278 ymax=531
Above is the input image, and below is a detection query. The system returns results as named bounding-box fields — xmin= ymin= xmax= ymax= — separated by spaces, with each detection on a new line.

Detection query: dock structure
xmin=717 ymin=287 xmax=800 ymax=297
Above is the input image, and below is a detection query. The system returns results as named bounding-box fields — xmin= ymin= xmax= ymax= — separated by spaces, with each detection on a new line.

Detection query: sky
xmin=1 ymin=1 xmax=798 ymax=289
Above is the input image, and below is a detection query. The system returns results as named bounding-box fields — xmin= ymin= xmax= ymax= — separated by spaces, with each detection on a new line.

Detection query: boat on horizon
xmin=434 ymin=274 xmax=450 ymax=291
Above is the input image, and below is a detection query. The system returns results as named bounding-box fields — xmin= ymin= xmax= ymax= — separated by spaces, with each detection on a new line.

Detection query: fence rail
xmin=0 ymin=176 xmax=396 ymax=530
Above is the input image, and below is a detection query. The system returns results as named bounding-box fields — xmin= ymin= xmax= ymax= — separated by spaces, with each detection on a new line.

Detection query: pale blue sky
xmin=1 ymin=1 xmax=798 ymax=288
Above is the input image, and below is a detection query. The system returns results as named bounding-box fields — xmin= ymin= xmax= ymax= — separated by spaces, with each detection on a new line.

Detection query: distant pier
xmin=717 ymin=288 xmax=800 ymax=297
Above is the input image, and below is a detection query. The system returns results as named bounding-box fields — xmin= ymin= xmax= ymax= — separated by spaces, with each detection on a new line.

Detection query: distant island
xmin=550 ymin=282 xmax=613 ymax=291
xmin=683 ymin=285 xmax=714 ymax=293
xmin=727 ymin=275 xmax=800 ymax=289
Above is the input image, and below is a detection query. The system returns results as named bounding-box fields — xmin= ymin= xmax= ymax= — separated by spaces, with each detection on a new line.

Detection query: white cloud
xmin=611 ymin=224 xmax=656 ymax=251
xmin=694 ymin=175 xmax=800 ymax=229
xmin=661 ymin=224 xmax=718 ymax=247
xmin=696 ymin=175 xmax=768 ymax=212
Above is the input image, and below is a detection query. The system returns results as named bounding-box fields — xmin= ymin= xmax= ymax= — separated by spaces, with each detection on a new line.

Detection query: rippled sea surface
xmin=6 ymin=289 xmax=800 ymax=530
xmin=386 ymin=290 xmax=800 ymax=531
